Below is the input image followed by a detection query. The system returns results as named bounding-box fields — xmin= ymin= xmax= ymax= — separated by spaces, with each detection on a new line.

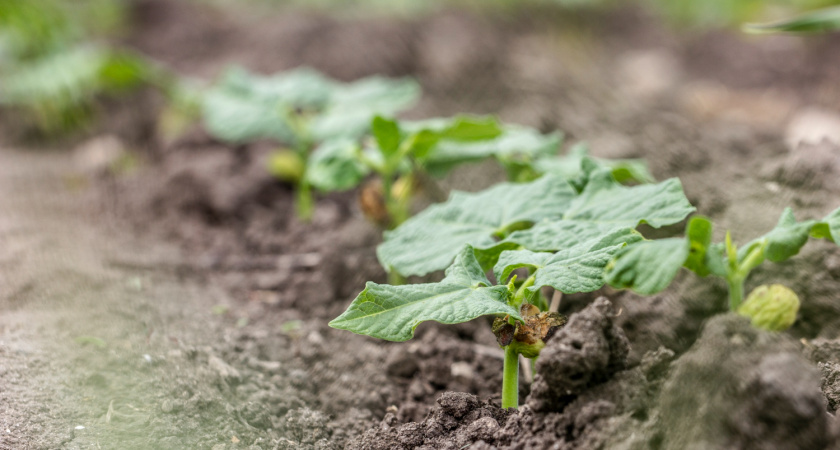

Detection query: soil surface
xmin=4 ymin=1 xmax=840 ymax=449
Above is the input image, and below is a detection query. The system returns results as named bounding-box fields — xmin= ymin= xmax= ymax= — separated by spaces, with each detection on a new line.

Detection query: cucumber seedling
xmin=200 ymin=66 xmax=420 ymax=219
xmin=330 ymin=169 xmax=695 ymax=408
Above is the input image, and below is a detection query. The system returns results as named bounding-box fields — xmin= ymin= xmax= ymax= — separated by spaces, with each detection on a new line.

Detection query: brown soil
xmin=3 ymin=1 xmax=840 ymax=449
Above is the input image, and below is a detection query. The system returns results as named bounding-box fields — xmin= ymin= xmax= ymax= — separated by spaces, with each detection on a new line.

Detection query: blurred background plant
xmin=0 ymin=0 xmax=178 ymax=134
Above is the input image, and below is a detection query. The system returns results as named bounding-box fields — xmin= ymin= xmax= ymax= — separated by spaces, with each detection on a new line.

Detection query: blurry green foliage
xmin=648 ymin=0 xmax=838 ymax=28
xmin=0 ymin=0 xmax=149 ymax=133
xmin=0 ymin=0 xmax=125 ymax=60
xmin=744 ymin=5 xmax=840 ymax=33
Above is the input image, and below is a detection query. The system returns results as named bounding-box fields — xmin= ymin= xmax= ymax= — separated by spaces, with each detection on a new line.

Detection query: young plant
xmin=0 ymin=45 xmax=175 ymax=133
xmin=330 ymin=169 xmax=695 ymax=408
xmin=200 ymin=66 xmax=420 ymax=219
xmin=310 ymin=114 xmax=506 ymax=228
xmin=605 ymin=206 xmax=840 ymax=330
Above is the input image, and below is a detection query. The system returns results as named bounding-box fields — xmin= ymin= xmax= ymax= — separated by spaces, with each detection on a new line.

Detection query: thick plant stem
xmin=728 ymin=276 xmax=744 ymax=311
xmin=513 ymin=274 xmax=537 ymax=307
xmin=388 ymin=270 xmax=405 ymax=286
xmin=502 ymin=345 xmax=519 ymax=409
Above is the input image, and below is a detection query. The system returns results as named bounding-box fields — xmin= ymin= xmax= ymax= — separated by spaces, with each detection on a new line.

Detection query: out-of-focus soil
xmin=4 ymin=0 xmax=840 ymax=449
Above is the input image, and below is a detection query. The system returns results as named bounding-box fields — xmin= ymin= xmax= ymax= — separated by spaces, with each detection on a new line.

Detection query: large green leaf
xmin=563 ymin=175 xmax=695 ymax=228
xmin=329 ymin=246 xmax=519 ymax=341
xmin=743 ymin=6 xmax=840 ymax=34
xmin=424 ymin=127 xmax=561 ymax=177
xmin=202 ymin=88 xmax=296 ymax=143
xmin=216 ymin=66 xmax=334 ymax=108
xmin=377 ymin=175 xmax=577 ymax=277
xmin=309 ymin=76 xmax=420 ymax=141
xmin=484 ymin=175 xmax=694 ymax=256
xmin=201 ymin=67 xmax=317 ymax=143
xmin=305 ymin=139 xmax=369 ymax=192
xmin=496 ymin=228 xmax=642 ymax=294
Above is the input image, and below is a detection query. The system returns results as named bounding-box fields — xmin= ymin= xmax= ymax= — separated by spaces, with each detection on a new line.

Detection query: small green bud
xmin=737 ymin=284 xmax=800 ymax=331
xmin=267 ymin=150 xmax=305 ymax=182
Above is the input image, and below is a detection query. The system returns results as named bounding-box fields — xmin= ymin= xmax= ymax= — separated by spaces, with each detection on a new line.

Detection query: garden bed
xmin=3 ymin=1 xmax=840 ymax=449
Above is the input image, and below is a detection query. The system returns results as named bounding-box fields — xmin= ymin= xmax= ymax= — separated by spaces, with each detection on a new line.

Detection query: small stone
xmin=74 ymin=135 xmax=127 ymax=175
xmin=450 ymin=362 xmax=474 ymax=383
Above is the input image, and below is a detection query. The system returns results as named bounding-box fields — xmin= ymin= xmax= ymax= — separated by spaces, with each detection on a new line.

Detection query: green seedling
xmin=0 ymin=43 xmax=180 ymax=133
xmin=200 ymin=66 xmax=420 ymax=220
xmin=307 ymin=114 xmax=513 ymax=227
xmin=331 ymin=169 xmax=694 ymax=408
xmin=605 ymin=206 xmax=840 ymax=330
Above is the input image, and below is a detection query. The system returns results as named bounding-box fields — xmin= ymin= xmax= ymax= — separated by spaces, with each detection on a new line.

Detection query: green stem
xmin=295 ymin=181 xmax=314 ymax=221
xmin=513 ymin=274 xmax=537 ymax=307
xmin=388 ymin=270 xmax=405 ymax=286
xmin=502 ymin=345 xmax=519 ymax=409
xmin=728 ymin=275 xmax=744 ymax=311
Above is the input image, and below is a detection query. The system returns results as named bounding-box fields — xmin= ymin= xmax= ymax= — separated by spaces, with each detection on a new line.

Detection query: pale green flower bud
xmin=267 ymin=150 xmax=305 ymax=182
xmin=737 ymin=284 xmax=800 ymax=331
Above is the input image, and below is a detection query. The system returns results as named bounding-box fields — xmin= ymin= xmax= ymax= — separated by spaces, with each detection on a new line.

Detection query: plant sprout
xmin=605 ymin=207 xmax=840 ymax=330
xmin=331 ymin=169 xmax=694 ymax=408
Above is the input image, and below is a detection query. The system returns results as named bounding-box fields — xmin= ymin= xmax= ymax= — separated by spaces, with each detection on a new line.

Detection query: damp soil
xmin=3 ymin=1 xmax=840 ymax=449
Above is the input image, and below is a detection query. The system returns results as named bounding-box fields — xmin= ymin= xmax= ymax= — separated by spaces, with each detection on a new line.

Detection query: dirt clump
xmin=658 ymin=313 xmax=838 ymax=450
xmin=349 ymin=298 xmax=673 ymax=449
xmin=528 ymin=296 xmax=629 ymax=413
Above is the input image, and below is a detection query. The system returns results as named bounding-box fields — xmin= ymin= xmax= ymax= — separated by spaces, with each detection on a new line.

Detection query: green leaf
xmin=534 ymin=142 xmax=655 ymax=186
xmin=424 ymin=127 xmax=560 ymax=177
xmin=377 ymin=175 xmax=577 ymax=277
xmin=827 ymin=207 xmax=840 ymax=242
xmin=437 ymin=116 xmax=503 ymax=141
xmin=491 ymin=176 xmax=694 ymax=254
xmin=0 ymin=46 xmax=106 ymax=106
xmin=202 ymin=88 xmax=296 ymax=143
xmin=403 ymin=129 xmax=441 ymax=160
xmin=310 ymin=76 xmax=419 ymax=141
xmin=811 ymin=206 xmax=840 ymax=243
xmin=305 ymin=139 xmax=369 ymax=192
xmin=402 ymin=116 xmax=502 ymax=141
xmin=496 ymin=228 xmax=642 ymax=294
xmin=605 ymin=238 xmax=688 ymax=295
xmin=371 ymin=116 xmax=401 ymax=158
xmin=563 ymin=177 xmax=695 ymax=229
xmin=329 ymin=246 xmax=519 ymax=341
xmin=684 ymin=216 xmax=713 ymax=276
xmin=394 ymin=116 xmax=505 ymax=164
xmin=743 ymin=6 xmax=840 ymax=34
xmin=217 ymin=66 xmax=334 ymax=108
xmin=202 ymin=67 xmax=418 ymax=144
xmin=739 ymin=208 xmax=815 ymax=264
